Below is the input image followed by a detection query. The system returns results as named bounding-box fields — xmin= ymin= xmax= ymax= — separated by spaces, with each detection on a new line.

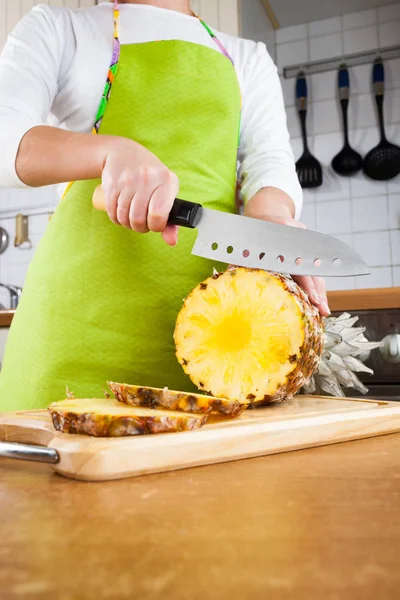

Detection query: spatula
xmin=332 ymin=65 xmax=363 ymax=176
xmin=92 ymin=186 xmax=369 ymax=278
xmin=363 ymin=58 xmax=400 ymax=181
xmin=295 ymin=71 xmax=323 ymax=188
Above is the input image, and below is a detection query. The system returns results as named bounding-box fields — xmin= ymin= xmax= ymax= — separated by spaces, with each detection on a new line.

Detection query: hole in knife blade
xmin=333 ymin=258 xmax=341 ymax=266
xmin=227 ymin=246 xmax=234 ymax=255
xmin=211 ymin=243 xmax=218 ymax=251
xmin=295 ymin=257 xmax=303 ymax=265
xmin=259 ymin=252 xmax=265 ymax=260
xmin=242 ymin=249 xmax=250 ymax=258
xmin=277 ymin=255 xmax=285 ymax=263
xmin=314 ymin=258 xmax=322 ymax=267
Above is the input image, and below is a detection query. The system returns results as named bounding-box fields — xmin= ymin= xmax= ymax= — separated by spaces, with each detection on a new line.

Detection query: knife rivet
xmin=333 ymin=258 xmax=342 ymax=266
xmin=314 ymin=258 xmax=322 ymax=268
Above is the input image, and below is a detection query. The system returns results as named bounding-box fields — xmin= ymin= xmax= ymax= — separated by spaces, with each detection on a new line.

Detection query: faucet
xmin=0 ymin=284 xmax=22 ymax=309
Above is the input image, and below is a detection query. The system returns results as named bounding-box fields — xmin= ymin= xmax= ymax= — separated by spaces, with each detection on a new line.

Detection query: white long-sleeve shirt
xmin=0 ymin=2 xmax=302 ymax=217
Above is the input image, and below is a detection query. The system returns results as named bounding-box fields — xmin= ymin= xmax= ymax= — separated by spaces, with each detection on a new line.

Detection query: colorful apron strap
xmin=94 ymin=1 xmax=238 ymax=135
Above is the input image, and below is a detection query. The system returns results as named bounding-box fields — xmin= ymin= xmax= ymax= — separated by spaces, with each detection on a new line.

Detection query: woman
xmin=0 ymin=0 xmax=329 ymax=411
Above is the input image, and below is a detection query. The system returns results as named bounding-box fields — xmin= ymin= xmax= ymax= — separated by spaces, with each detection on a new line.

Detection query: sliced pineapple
xmin=174 ymin=268 xmax=323 ymax=405
xmin=108 ymin=381 xmax=244 ymax=417
xmin=49 ymin=397 xmax=208 ymax=437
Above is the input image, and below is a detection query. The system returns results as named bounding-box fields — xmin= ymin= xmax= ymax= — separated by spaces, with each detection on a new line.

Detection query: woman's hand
xmin=244 ymin=188 xmax=330 ymax=317
xmin=101 ymin=139 xmax=179 ymax=246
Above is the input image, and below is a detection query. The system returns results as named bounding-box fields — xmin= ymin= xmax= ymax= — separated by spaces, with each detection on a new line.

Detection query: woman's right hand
xmin=101 ymin=139 xmax=180 ymax=246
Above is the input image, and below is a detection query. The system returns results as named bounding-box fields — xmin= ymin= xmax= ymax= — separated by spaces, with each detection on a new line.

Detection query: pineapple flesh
xmin=174 ymin=268 xmax=324 ymax=404
xmin=108 ymin=381 xmax=244 ymax=417
xmin=49 ymin=397 xmax=208 ymax=437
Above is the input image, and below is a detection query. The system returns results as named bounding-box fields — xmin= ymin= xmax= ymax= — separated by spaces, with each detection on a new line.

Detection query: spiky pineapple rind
xmin=108 ymin=381 xmax=244 ymax=417
xmin=49 ymin=403 xmax=207 ymax=437
xmin=175 ymin=268 xmax=324 ymax=405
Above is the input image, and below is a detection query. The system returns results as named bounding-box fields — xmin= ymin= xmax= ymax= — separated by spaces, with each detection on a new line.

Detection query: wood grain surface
xmin=2 ymin=396 xmax=400 ymax=481
xmin=1 ymin=433 xmax=400 ymax=600
xmin=328 ymin=287 xmax=400 ymax=311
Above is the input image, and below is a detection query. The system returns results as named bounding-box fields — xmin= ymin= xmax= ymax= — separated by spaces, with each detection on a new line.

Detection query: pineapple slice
xmin=174 ymin=268 xmax=323 ymax=405
xmin=108 ymin=381 xmax=244 ymax=417
xmin=49 ymin=397 xmax=208 ymax=437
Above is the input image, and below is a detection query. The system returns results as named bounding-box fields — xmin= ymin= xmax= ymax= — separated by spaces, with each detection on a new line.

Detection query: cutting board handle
xmin=0 ymin=440 xmax=59 ymax=464
xmin=92 ymin=185 xmax=202 ymax=229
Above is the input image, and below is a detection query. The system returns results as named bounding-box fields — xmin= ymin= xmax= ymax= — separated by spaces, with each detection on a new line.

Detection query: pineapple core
xmin=175 ymin=269 xmax=306 ymax=403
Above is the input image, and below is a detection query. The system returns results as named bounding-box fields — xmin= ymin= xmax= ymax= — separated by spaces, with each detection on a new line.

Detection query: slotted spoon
xmin=332 ymin=65 xmax=363 ymax=176
xmin=295 ymin=71 xmax=323 ymax=188
xmin=363 ymin=58 xmax=400 ymax=181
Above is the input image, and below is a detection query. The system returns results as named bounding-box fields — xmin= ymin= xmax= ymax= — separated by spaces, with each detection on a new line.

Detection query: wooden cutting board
xmin=1 ymin=395 xmax=400 ymax=481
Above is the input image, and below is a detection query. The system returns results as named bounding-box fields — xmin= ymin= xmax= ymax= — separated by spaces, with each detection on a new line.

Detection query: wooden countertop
xmin=0 ymin=288 xmax=398 ymax=328
xmin=328 ymin=287 xmax=400 ymax=312
xmin=0 ymin=310 xmax=14 ymax=327
xmin=1 ymin=434 xmax=400 ymax=599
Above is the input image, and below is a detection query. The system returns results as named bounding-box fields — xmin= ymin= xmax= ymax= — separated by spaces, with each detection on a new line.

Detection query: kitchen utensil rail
xmin=283 ymin=44 xmax=400 ymax=79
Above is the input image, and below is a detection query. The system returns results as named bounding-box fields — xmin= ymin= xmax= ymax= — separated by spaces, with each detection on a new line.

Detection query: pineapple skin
xmin=108 ymin=381 xmax=244 ymax=417
xmin=49 ymin=406 xmax=207 ymax=437
xmin=175 ymin=269 xmax=324 ymax=405
xmin=271 ymin=273 xmax=324 ymax=403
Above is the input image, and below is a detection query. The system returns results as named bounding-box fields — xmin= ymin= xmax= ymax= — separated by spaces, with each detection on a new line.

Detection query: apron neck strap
xmin=92 ymin=0 xmax=235 ymax=135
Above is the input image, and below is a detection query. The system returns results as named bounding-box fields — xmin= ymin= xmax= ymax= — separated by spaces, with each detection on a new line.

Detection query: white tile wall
xmin=277 ymin=3 xmax=400 ymax=291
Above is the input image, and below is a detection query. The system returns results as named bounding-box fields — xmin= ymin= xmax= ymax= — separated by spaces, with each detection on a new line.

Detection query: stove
xmin=333 ymin=308 xmax=400 ymax=401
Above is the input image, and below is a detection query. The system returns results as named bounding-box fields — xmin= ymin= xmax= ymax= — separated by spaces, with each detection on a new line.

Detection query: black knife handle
xmin=168 ymin=198 xmax=202 ymax=228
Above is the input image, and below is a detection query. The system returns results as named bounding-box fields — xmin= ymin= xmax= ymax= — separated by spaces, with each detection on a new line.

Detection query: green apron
xmin=0 ymin=15 xmax=241 ymax=411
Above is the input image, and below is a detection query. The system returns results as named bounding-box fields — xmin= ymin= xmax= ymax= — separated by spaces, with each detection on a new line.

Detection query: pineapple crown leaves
xmin=303 ymin=313 xmax=383 ymax=398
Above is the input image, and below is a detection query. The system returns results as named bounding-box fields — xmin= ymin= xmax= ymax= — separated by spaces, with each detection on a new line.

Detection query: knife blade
xmin=93 ymin=188 xmax=369 ymax=278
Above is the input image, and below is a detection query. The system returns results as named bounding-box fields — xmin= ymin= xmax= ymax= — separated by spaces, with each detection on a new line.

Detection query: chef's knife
xmin=92 ymin=186 xmax=369 ymax=277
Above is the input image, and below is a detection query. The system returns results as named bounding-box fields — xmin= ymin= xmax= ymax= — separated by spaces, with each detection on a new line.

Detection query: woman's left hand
xmin=244 ymin=189 xmax=331 ymax=317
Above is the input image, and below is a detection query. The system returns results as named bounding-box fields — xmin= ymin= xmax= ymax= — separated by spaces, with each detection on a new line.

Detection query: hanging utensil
xmin=363 ymin=58 xmax=400 ymax=181
xmin=92 ymin=187 xmax=369 ymax=277
xmin=331 ymin=65 xmax=363 ymax=176
xmin=14 ymin=214 xmax=32 ymax=249
xmin=0 ymin=227 xmax=9 ymax=255
xmin=295 ymin=71 xmax=322 ymax=188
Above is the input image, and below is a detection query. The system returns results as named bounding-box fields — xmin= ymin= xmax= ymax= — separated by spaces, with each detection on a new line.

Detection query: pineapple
xmin=302 ymin=312 xmax=382 ymax=397
xmin=174 ymin=268 xmax=381 ymax=404
xmin=108 ymin=381 xmax=244 ymax=417
xmin=174 ymin=268 xmax=323 ymax=404
xmin=49 ymin=397 xmax=208 ymax=437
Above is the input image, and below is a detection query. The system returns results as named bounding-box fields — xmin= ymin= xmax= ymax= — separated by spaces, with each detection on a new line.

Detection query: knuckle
xmin=118 ymin=171 xmax=136 ymax=186
xmin=136 ymin=165 xmax=149 ymax=184
xmin=130 ymin=216 xmax=147 ymax=232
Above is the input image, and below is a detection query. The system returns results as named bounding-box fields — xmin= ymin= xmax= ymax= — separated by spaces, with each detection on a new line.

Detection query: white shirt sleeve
xmin=0 ymin=5 xmax=70 ymax=188
xmin=238 ymin=42 xmax=303 ymax=219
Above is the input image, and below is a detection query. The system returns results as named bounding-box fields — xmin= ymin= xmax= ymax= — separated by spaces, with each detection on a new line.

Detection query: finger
xmin=147 ymin=172 xmax=179 ymax=233
xmin=292 ymin=275 xmax=320 ymax=306
xmin=161 ymin=224 xmax=178 ymax=246
xmin=102 ymin=184 xmax=120 ymax=226
xmin=314 ymin=276 xmax=330 ymax=316
xmin=115 ymin=188 xmax=137 ymax=229
xmin=128 ymin=184 xmax=151 ymax=233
